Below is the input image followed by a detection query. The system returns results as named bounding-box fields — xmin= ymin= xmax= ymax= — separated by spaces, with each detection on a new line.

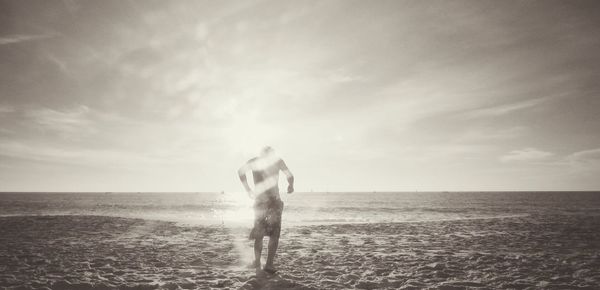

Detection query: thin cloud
xmin=45 ymin=54 xmax=70 ymax=75
xmin=0 ymin=140 xmax=151 ymax=170
xmin=0 ymin=33 xmax=56 ymax=45
xmin=568 ymin=148 xmax=600 ymax=165
xmin=0 ymin=141 xmax=80 ymax=161
xmin=459 ymin=126 xmax=527 ymax=141
xmin=24 ymin=106 xmax=94 ymax=138
xmin=500 ymin=148 xmax=554 ymax=163
xmin=327 ymin=69 xmax=366 ymax=84
xmin=465 ymin=97 xmax=547 ymax=119
xmin=0 ymin=105 xmax=16 ymax=113
xmin=564 ymin=148 xmax=600 ymax=176
xmin=62 ymin=0 xmax=81 ymax=14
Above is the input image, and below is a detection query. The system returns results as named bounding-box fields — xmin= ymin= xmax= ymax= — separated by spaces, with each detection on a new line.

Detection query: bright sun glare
xmin=217 ymin=103 xmax=286 ymax=224
xmin=220 ymin=191 xmax=254 ymax=225
xmin=225 ymin=108 xmax=279 ymax=156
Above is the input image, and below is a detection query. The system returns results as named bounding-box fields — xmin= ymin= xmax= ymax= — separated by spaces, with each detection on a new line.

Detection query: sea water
xmin=0 ymin=192 xmax=599 ymax=226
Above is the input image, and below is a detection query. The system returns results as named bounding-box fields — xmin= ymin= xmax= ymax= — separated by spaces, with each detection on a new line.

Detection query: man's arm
xmin=279 ymin=159 xmax=294 ymax=194
xmin=237 ymin=162 xmax=253 ymax=198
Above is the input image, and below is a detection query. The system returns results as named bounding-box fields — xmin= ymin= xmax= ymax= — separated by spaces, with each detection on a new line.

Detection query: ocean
xmin=1 ymin=191 xmax=599 ymax=226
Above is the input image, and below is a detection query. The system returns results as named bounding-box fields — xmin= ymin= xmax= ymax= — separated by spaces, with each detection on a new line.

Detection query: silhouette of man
xmin=238 ymin=146 xmax=294 ymax=274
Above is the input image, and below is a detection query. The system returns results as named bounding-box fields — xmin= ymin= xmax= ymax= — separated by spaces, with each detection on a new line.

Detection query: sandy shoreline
xmin=1 ymin=214 xmax=599 ymax=289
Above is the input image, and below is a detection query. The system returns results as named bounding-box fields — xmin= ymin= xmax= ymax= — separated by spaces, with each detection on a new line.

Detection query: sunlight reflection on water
xmin=1 ymin=192 xmax=599 ymax=226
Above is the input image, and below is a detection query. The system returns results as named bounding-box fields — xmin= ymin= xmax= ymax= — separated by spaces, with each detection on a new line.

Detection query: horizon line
xmin=0 ymin=190 xmax=599 ymax=194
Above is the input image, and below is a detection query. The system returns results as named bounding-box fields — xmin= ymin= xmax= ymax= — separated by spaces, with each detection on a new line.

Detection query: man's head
xmin=260 ymin=146 xmax=275 ymax=157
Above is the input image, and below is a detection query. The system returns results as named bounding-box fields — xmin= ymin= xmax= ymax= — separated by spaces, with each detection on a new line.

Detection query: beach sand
xmin=1 ymin=214 xmax=599 ymax=289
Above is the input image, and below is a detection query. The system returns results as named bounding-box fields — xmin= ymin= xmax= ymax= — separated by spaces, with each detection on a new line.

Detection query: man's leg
xmin=264 ymin=200 xmax=283 ymax=271
xmin=264 ymin=228 xmax=280 ymax=270
xmin=251 ymin=202 xmax=266 ymax=268
xmin=253 ymin=232 xmax=264 ymax=268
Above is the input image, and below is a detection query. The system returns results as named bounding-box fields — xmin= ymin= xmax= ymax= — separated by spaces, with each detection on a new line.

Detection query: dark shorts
xmin=249 ymin=195 xmax=283 ymax=239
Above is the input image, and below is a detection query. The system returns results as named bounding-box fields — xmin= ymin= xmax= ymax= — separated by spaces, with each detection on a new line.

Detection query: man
xmin=238 ymin=146 xmax=294 ymax=274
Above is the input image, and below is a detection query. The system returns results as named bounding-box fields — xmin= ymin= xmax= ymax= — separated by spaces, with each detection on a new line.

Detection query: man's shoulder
xmin=245 ymin=157 xmax=259 ymax=168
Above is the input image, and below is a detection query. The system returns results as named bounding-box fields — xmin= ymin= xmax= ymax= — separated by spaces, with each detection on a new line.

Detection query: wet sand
xmin=1 ymin=214 xmax=599 ymax=289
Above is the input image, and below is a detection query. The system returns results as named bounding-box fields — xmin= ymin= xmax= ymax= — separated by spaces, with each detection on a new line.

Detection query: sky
xmin=0 ymin=0 xmax=599 ymax=192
